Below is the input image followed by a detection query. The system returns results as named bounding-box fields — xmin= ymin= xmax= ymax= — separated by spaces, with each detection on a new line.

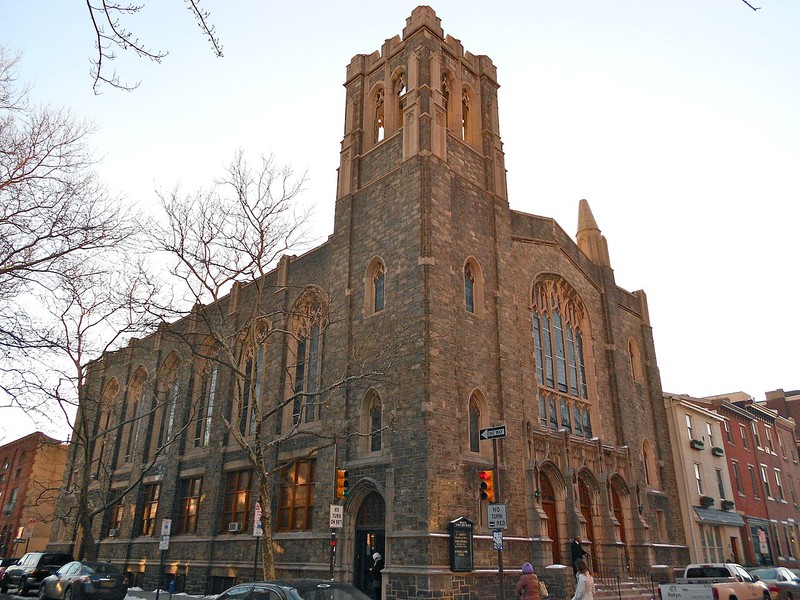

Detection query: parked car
xmin=748 ymin=567 xmax=800 ymax=600
xmin=0 ymin=557 xmax=19 ymax=580
xmin=215 ymin=579 xmax=372 ymax=600
xmin=0 ymin=552 xmax=73 ymax=596
xmin=39 ymin=561 xmax=128 ymax=600
xmin=657 ymin=563 xmax=770 ymax=600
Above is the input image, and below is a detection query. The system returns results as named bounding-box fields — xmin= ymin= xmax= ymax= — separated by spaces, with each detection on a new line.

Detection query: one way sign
xmin=480 ymin=425 xmax=507 ymax=440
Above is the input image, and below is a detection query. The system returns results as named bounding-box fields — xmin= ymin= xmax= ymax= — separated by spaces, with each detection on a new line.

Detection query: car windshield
xmin=751 ymin=569 xmax=778 ymax=580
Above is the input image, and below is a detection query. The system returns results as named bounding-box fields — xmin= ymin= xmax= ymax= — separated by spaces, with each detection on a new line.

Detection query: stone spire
xmin=576 ymin=199 xmax=611 ymax=267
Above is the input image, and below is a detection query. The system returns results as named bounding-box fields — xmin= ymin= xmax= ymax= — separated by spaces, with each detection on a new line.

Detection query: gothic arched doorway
xmin=354 ymin=492 xmax=385 ymax=597
xmin=540 ymin=472 xmax=561 ymax=564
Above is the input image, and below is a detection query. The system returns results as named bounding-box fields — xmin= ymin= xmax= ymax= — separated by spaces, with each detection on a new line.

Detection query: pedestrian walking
xmin=515 ymin=562 xmax=541 ymax=600
xmin=571 ymin=558 xmax=595 ymax=600
xmin=571 ymin=536 xmax=588 ymax=578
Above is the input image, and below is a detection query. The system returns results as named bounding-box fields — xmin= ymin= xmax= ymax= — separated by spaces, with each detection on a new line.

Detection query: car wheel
xmin=19 ymin=578 xmax=30 ymax=596
xmin=764 ymin=592 xmax=772 ymax=600
xmin=787 ymin=594 xmax=793 ymax=600
xmin=64 ymin=587 xmax=73 ymax=600
xmin=39 ymin=583 xmax=49 ymax=600
xmin=0 ymin=580 xmax=7 ymax=594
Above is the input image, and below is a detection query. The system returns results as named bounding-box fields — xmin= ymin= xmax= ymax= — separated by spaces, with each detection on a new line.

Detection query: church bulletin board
xmin=448 ymin=517 xmax=474 ymax=572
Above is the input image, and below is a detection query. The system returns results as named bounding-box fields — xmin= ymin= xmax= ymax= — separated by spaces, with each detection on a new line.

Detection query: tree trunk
xmin=258 ymin=480 xmax=276 ymax=579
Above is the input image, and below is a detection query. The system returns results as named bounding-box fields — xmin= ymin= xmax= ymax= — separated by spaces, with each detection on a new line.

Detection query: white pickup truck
xmin=658 ymin=564 xmax=770 ymax=600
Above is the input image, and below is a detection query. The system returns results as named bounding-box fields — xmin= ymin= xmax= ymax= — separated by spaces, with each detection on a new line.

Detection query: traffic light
xmin=335 ymin=469 xmax=349 ymax=499
xmin=479 ymin=469 xmax=495 ymax=502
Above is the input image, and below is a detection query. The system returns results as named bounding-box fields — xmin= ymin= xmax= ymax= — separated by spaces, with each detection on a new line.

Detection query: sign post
xmin=253 ymin=502 xmax=263 ymax=581
xmin=480 ymin=424 xmax=507 ymax=600
xmin=155 ymin=519 xmax=171 ymax=600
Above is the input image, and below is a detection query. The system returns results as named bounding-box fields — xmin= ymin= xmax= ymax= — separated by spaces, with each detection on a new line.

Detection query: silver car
xmin=750 ymin=567 xmax=800 ymax=600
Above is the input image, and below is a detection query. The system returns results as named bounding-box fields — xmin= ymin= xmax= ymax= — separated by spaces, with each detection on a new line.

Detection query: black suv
xmin=0 ymin=552 xmax=73 ymax=596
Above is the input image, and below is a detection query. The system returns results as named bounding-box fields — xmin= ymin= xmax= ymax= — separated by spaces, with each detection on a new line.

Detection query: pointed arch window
xmin=192 ymin=363 xmax=217 ymax=448
xmin=374 ymin=88 xmax=385 ymax=143
xmin=463 ymin=258 xmax=484 ymax=315
xmin=94 ymin=380 xmax=118 ymax=476
xmin=441 ymin=74 xmax=451 ymax=126
xmin=629 ymin=338 xmax=643 ymax=382
xmin=461 ymin=90 xmax=470 ymax=141
xmin=119 ymin=368 xmax=147 ymax=465
xmin=365 ymin=258 xmax=386 ymax=314
xmin=289 ymin=294 xmax=325 ymax=425
xmin=465 ymin=264 xmax=475 ymax=313
xmin=370 ymin=394 xmax=382 ymax=452
xmin=239 ymin=322 xmax=268 ymax=436
xmin=532 ymin=277 xmax=592 ymax=438
xmin=149 ymin=353 xmax=181 ymax=460
xmin=393 ymin=72 xmax=406 ymax=129
xmin=469 ymin=396 xmax=481 ymax=453
xmin=373 ymin=264 xmax=385 ymax=312
xmin=643 ymin=439 xmax=658 ymax=487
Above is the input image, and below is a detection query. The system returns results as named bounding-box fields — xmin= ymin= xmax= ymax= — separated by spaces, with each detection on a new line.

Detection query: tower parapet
xmin=337 ymin=5 xmax=506 ymax=200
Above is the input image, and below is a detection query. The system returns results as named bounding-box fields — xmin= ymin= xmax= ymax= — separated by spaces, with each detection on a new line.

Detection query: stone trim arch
xmin=346 ymin=476 xmax=386 ymax=513
xmin=628 ymin=337 xmax=644 ymax=382
xmin=641 ymin=438 xmax=659 ymax=488
xmin=463 ymin=256 xmax=484 ymax=315
xmin=460 ymin=81 xmax=480 ymax=148
xmin=608 ymin=472 xmax=631 ymax=497
xmin=538 ymin=460 xmax=568 ymax=495
xmin=366 ymin=82 xmax=385 ymax=147
xmin=577 ymin=467 xmax=602 ymax=496
xmin=389 ymin=66 xmax=407 ymax=132
xmin=364 ymin=256 xmax=386 ymax=315
xmin=467 ymin=388 xmax=489 ymax=455
xmin=359 ymin=388 xmax=384 ymax=455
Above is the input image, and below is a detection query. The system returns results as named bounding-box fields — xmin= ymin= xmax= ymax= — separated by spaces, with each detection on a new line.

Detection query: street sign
xmin=329 ymin=504 xmax=344 ymax=528
xmin=480 ymin=425 xmax=507 ymax=440
xmin=492 ymin=529 xmax=504 ymax=551
xmin=159 ymin=519 xmax=171 ymax=550
xmin=253 ymin=502 xmax=263 ymax=537
xmin=487 ymin=503 xmax=507 ymax=529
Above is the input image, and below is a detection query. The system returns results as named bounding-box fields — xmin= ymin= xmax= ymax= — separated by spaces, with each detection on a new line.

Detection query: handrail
xmin=592 ymin=557 xmax=622 ymax=600
xmin=626 ymin=561 xmax=657 ymax=598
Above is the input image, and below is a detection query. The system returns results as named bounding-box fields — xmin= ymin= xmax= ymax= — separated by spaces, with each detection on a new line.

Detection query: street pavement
xmin=0 ymin=589 xmax=217 ymax=600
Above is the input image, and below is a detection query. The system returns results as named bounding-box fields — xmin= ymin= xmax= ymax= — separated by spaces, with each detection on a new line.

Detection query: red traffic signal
xmin=479 ymin=470 xmax=495 ymax=502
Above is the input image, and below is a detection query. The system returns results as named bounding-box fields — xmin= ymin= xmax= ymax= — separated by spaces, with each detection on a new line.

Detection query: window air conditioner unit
xmin=228 ymin=522 xmax=242 ymax=533
xmin=108 ymin=529 xmax=119 ymax=537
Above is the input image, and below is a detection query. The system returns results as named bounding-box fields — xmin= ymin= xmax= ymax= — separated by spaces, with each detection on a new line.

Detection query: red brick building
xmin=707 ymin=393 xmax=800 ymax=567
xmin=0 ymin=432 xmax=67 ymax=558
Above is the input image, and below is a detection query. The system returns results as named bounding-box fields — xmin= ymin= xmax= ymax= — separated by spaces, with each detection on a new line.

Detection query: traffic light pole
xmin=493 ymin=437 xmax=505 ymax=600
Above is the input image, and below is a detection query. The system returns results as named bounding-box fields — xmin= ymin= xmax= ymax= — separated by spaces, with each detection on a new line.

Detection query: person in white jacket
xmin=572 ymin=558 xmax=595 ymax=600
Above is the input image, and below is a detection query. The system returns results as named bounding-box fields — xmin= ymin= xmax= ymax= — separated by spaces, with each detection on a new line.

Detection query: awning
xmin=694 ymin=506 xmax=745 ymax=526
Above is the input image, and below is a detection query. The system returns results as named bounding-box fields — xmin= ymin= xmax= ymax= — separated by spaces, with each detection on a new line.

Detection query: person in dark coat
xmin=370 ymin=552 xmax=384 ymax=600
xmin=571 ymin=536 xmax=588 ymax=578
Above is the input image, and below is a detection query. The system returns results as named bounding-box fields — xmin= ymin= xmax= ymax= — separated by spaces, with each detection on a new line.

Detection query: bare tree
xmin=0 ymin=47 xmax=137 ymax=415
xmin=38 ymin=252 xmax=172 ymax=560
xmin=0 ymin=47 xmax=163 ymax=558
xmin=145 ymin=152 xmax=404 ymax=578
xmin=85 ymin=0 xmax=223 ymax=92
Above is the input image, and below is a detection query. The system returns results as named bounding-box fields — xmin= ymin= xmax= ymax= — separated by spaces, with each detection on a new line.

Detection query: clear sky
xmin=2 ymin=1 xmax=798 ymax=440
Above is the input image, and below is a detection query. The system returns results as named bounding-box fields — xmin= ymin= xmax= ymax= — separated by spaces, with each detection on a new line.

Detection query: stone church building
xmin=51 ymin=6 xmax=688 ymax=598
